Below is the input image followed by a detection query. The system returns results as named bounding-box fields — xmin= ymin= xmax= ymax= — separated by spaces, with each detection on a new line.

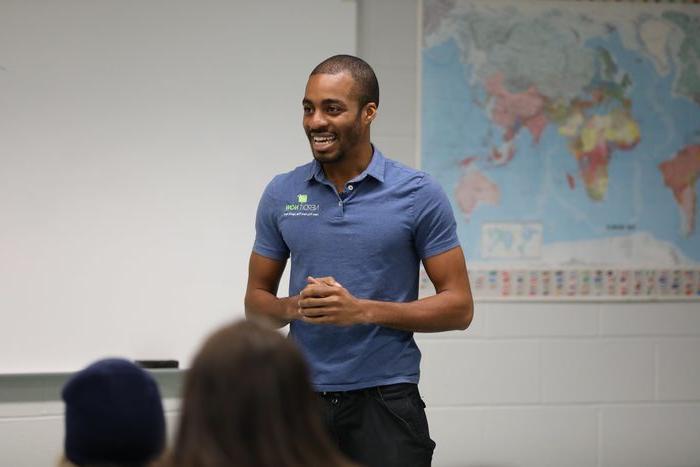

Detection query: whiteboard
xmin=0 ymin=0 xmax=356 ymax=373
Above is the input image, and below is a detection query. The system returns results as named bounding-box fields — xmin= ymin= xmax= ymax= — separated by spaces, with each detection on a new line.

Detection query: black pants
xmin=318 ymin=383 xmax=436 ymax=467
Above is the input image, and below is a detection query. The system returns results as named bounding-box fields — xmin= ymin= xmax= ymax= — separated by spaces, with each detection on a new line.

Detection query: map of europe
xmin=422 ymin=0 xmax=700 ymax=278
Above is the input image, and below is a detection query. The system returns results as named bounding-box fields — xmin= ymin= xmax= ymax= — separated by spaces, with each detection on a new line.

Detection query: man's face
xmin=302 ymin=72 xmax=369 ymax=164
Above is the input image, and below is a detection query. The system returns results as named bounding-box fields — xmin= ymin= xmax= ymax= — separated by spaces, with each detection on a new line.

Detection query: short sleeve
xmin=253 ymin=178 xmax=290 ymax=261
xmin=412 ymin=173 xmax=460 ymax=259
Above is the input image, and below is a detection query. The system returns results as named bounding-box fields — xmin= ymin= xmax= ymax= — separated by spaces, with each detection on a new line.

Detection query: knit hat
xmin=62 ymin=358 xmax=166 ymax=465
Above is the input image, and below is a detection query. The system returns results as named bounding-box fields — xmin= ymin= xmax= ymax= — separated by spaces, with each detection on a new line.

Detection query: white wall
xmin=358 ymin=1 xmax=700 ymax=466
xmin=2 ymin=1 xmax=700 ymax=467
xmin=0 ymin=0 xmax=355 ymax=374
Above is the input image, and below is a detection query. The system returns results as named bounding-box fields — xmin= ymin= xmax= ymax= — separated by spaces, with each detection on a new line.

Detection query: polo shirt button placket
xmin=336 ymin=198 xmax=345 ymax=217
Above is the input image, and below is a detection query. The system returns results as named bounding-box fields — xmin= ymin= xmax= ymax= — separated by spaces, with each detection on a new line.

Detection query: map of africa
xmin=421 ymin=0 xmax=700 ymax=299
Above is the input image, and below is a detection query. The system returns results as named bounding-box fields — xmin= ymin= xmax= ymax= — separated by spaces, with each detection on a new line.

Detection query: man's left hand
xmin=298 ymin=276 xmax=367 ymax=326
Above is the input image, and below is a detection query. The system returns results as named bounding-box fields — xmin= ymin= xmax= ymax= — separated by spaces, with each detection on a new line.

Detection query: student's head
xmin=60 ymin=358 xmax=166 ymax=467
xmin=169 ymin=319 xmax=352 ymax=467
xmin=303 ymin=55 xmax=378 ymax=164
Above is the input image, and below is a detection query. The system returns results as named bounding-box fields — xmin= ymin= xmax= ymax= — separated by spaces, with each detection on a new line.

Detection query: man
xmin=245 ymin=55 xmax=473 ymax=467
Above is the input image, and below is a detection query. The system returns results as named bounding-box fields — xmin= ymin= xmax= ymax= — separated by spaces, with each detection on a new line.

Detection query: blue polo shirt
xmin=253 ymin=148 xmax=460 ymax=391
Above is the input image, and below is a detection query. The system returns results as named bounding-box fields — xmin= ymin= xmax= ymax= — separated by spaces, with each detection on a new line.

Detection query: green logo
xmin=284 ymin=194 xmax=319 ymax=215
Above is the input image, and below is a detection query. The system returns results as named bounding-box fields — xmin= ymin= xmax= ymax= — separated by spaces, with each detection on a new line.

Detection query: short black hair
xmin=310 ymin=54 xmax=379 ymax=108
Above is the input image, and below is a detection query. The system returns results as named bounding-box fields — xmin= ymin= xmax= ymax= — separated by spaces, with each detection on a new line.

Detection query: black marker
xmin=134 ymin=360 xmax=179 ymax=369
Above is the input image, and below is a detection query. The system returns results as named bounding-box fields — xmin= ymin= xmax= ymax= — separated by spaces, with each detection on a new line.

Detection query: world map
xmin=421 ymin=0 xmax=700 ymax=286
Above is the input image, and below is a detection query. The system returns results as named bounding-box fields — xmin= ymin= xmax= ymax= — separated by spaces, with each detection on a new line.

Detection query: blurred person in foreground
xmin=166 ymin=319 xmax=357 ymax=467
xmin=58 ymin=358 xmax=166 ymax=467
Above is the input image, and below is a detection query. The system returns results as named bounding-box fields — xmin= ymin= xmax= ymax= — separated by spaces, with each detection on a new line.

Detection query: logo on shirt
xmin=284 ymin=194 xmax=320 ymax=217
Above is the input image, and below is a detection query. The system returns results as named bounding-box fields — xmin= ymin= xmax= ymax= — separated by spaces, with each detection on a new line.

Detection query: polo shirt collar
xmin=305 ymin=145 xmax=386 ymax=184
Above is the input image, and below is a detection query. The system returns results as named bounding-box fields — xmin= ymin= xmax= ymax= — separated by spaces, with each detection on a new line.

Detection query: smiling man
xmin=245 ymin=55 xmax=473 ymax=467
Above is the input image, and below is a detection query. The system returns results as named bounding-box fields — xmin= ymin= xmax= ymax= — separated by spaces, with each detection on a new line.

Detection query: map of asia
xmin=421 ymin=0 xmax=700 ymax=300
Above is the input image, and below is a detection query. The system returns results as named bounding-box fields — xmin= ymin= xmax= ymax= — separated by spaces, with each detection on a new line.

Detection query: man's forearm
xmin=361 ymin=290 xmax=473 ymax=333
xmin=244 ymin=289 xmax=299 ymax=328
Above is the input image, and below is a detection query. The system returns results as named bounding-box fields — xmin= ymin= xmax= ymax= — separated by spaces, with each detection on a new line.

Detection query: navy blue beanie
xmin=62 ymin=358 xmax=166 ymax=465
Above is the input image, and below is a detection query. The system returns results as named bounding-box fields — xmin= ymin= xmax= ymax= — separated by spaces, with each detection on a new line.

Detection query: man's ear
xmin=363 ymin=102 xmax=378 ymax=124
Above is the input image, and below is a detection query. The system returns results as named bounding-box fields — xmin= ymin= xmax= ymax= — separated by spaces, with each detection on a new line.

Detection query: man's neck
xmin=322 ymin=143 xmax=374 ymax=193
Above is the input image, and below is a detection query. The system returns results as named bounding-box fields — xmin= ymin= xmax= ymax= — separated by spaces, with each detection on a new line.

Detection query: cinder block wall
xmin=0 ymin=372 xmax=182 ymax=467
xmin=358 ymin=1 xmax=700 ymax=466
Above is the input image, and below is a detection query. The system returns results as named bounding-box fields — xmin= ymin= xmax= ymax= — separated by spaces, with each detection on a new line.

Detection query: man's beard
xmin=308 ymin=118 xmax=362 ymax=164
xmin=312 ymin=147 xmax=345 ymax=164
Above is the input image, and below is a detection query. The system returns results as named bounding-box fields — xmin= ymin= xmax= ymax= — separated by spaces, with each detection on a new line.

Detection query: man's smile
xmin=310 ymin=133 xmax=337 ymax=152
